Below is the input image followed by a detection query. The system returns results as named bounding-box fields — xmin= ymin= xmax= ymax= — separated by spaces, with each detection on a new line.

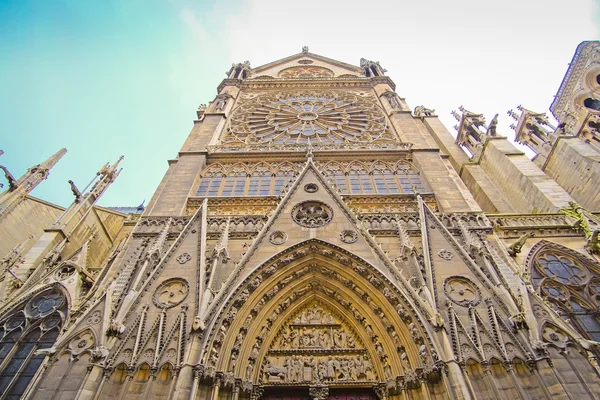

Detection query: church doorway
xmin=261 ymin=387 xmax=377 ymax=400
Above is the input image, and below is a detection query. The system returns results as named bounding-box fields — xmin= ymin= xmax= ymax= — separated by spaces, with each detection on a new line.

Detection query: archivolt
xmin=200 ymin=240 xmax=439 ymax=385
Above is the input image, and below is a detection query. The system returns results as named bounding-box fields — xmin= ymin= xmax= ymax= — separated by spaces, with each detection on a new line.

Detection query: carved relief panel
xmin=261 ymin=303 xmax=376 ymax=385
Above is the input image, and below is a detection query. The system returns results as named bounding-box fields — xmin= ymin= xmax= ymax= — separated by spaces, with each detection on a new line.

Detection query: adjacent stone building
xmin=0 ymin=43 xmax=599 ymax=399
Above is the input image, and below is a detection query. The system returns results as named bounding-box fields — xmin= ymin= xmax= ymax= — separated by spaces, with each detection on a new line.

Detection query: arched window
xmin=531 ymin=248 xmax=600 ymax=341
xmin=0 ymin=288 xmax=67 ymax=398
xmin=196 ymin=162 xmax=300 ymax=197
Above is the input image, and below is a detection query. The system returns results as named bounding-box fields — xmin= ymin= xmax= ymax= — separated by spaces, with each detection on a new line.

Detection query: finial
xmin=302 ymin=46 xmax=309 ymax=54
xmin=507 ymin=110 xmax=520 ymax=121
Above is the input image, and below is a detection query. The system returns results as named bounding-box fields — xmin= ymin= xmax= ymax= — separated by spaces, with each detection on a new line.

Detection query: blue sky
xmin=1 ymin=0 xmax=598 ymax=208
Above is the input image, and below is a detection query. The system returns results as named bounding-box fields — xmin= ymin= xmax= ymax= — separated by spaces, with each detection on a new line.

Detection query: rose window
xmin=226 ymin=92 xmax=389 ymax=146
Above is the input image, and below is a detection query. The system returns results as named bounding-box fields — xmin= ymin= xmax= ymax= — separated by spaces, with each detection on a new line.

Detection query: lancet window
xmin=317 ymin=160 xmax=426 ymax=195
xmin=196 ymin=162 xmax=301 ymax=197
xmin=532 ymin=250 xmax=600 ymax=341
xmin=0 ymin=288 xmax=66 ymax=399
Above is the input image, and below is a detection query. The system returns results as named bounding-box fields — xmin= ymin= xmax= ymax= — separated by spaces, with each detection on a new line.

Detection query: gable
xmin=250 ymin=52 xmax=363 ymax=79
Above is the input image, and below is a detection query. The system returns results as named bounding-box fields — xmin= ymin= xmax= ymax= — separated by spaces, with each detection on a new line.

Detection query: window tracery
xmin=196 ymin=162 xmax=302 ymax=197
xmin=224 ymin=91 xmax=391 ymax=146
xmin=532 ymin=250 xmax=600 ymax=341
xmin=317 ymin=160 xmax=426 ymax=195
xmin=0 ymin=288 xmax=67 ymax=399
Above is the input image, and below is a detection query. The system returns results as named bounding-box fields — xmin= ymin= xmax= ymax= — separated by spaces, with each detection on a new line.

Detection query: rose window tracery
xmin=292 ymin=201 xmax=333 ymax=228
xmin=153 ymin=279 xmax=189 ymax=308
xmin=225 ymin=92 xmax=389 ymax=146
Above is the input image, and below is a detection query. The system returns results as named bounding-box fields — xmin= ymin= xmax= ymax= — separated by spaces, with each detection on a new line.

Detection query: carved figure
xmin=414 ymin=105 xmax=435 ymax=118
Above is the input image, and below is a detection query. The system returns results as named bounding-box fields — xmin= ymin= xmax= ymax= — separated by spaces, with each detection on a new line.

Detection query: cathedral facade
xmin=1 ymin=43 xmax=600 ymax=400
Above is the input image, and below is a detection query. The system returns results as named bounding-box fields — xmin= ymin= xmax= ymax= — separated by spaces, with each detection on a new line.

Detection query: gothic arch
xmin=201 ymin=240 xmax=441 ymax=390
xmin=526 ymin=240 xmax=600 ymax=342
xmin=0 ymin=285 xmax=68 ymax=399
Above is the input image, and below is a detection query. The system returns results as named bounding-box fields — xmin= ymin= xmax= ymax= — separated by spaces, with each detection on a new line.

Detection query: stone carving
xmin=269 ymin=231 xmax=288 ymax=245
xmin=340 ymin=230 xmax=358 ymax=244
xmin=55 ymin=265 xmax=76 ymax=281
xmin=304 ymin=183 xmax=319 ymax=193
xmin=153 ymin=278 xmax=189 ymax=308
xmin=292 ymin=201 xmax=333 ymax=228
xmin=298 ymin=59 xmax=313 ymax=64
xmin=68 ymin=331 xmax=94 ymax=356
xmin=176 ymin=252 xmax=192 ymax=264
xmin=86 ymin=310 xmax=101 ymax=325
xmin=444 ymin=277 xmax=481 ymax=307
xmin=279 ymin=66 xmax=334 ymax=79
xmin=437 ymin=249 xmax=453 ymax=260
xmin=107 ymin=319 xmax=126 ymax=337
xmin=226 ymin=91 xmax=390 ymax=146
xmin=262 ymin=303 xmax=376 ymax=384
xmin=507 ymin=232 xmax=534 ymax=257
xmin=414 ymin=105 xmax=435 ymax=118
xmin=542 ymin=324 xmax=570 ymax=347
xmin=213 ymin=93 xmax=232 ymax=112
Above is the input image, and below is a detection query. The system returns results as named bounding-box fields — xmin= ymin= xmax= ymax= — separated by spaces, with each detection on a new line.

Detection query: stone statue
xmin=414 ymin=105 xmax=435 ymax=118
xmin=486 ymin=113 xmax=499 ymax=136
xmin=68 ymin=180 xmax=82 ymax=203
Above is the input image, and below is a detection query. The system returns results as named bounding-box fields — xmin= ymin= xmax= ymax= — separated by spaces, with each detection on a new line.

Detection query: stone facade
xmin=1 ymin=44 xmax=600 ymax=400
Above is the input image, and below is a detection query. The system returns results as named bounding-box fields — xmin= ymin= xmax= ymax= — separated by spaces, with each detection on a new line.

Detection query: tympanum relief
xmin=261 ymin=304 xmax=377 ymax=384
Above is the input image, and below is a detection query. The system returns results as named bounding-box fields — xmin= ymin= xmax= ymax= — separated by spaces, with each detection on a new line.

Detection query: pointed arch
xmin=526 ymin=240 xmax=600 ymax=341
xmin=0 ymin=286 xmax=68 ymax=399
xmin=200 ymin=240 xmax=440 ymax=392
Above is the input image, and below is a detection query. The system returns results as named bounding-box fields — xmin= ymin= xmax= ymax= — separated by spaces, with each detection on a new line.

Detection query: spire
xmin=88 ymin=155 xmax=124 ymax=200
xmin=0 ymin=148 xmax=66 ymax=217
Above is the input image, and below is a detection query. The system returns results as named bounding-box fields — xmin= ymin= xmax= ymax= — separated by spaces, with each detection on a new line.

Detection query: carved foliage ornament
xmin=225 ymin=91 xmax=389 ymax=146
xmin=153 ymin=278 xmax=189 ymax=308
xmin=443 ymin=276 xmax=481 ymax=307
xmin=292 ymin=201 xmax=333 ymax=228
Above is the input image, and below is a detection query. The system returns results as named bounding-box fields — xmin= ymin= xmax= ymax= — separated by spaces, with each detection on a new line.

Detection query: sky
xmin=0 ymin=0 xmax=598 ymax=209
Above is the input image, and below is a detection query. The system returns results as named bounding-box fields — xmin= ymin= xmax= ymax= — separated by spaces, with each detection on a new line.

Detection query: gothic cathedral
xmin=1 ymin=43 xmax=600 ymax=400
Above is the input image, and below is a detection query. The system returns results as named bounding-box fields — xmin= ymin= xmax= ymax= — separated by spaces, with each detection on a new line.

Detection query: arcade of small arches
xmin=195 ymin=160 xmax=426 ymax=198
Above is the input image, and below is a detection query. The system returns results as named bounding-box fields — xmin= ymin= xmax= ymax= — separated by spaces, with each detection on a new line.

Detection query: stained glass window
xmin=0 ymin=289 xmax=66 ymax=398
xmin=318 ymin=160 xmax=426 ymax=195
xmin=533 ymin=250 xmax=600 ymax=342
xmin=196 ymin=162 xmax=301 ymax=197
